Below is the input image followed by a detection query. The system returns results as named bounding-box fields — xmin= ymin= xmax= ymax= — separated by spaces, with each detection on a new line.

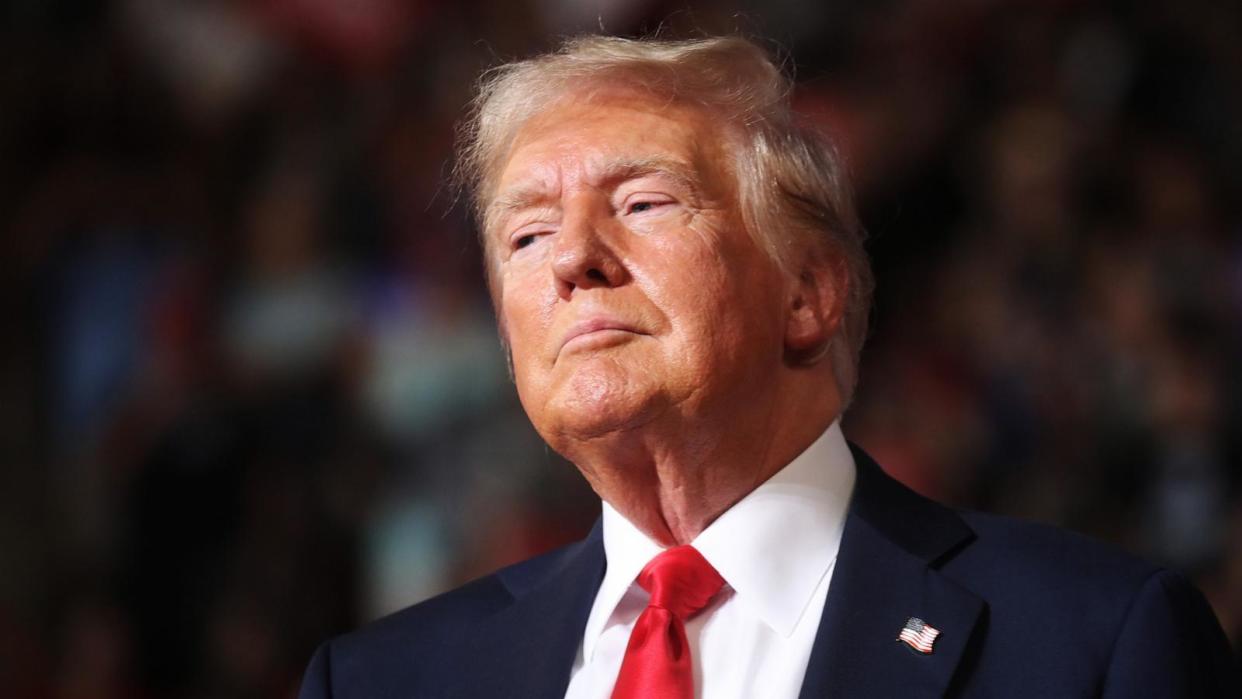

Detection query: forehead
xmin=493 ymin=93 xmax=728 ymax=202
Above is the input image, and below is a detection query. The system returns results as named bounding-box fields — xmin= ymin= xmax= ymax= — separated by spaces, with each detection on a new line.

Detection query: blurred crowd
xmin=2 ymin=1 xmax=1239 ymax=697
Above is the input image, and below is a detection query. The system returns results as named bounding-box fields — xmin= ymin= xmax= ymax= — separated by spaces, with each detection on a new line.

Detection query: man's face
xmin=487 ymin=93 xmax=791 ymax=448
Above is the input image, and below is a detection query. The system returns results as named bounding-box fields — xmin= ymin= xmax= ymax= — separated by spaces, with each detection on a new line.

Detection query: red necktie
xmin=610 ymin=545 xmax=725 ymax=699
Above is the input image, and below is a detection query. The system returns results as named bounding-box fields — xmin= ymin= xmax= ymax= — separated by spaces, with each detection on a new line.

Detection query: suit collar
xmin=799 ymin=444 xmax=985 ymax=699
xmin=452 ymin=520 xmax=606 ymax=698
xmin=843 ymin=443 xmax=976 ymax=564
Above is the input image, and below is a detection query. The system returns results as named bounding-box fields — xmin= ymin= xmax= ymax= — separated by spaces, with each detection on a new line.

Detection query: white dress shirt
xmin=564 ymin=422 xmax=857 ymax=699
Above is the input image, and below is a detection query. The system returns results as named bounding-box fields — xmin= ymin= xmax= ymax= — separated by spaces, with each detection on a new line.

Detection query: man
xmin=299 ymin=36 xmax=1236 ymax=697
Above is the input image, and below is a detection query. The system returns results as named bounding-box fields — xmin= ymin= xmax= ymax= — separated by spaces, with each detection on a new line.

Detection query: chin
xmin=539 ymin=366 xmax=664 ymax=444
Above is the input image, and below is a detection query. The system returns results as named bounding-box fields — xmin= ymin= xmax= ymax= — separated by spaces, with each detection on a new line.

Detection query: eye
xmin=509 ymin=226 xmax=552 ymax=253
xmin=624 ymin=196 xmax=673 ymax=215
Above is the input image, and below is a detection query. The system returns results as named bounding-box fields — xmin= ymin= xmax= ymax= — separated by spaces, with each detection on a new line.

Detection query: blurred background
xmin=2 ymin=0 xmax=1240 ymax=696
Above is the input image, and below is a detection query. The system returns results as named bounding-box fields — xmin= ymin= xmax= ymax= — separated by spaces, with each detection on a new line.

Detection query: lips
xmin=557 ymin=317 xmax=644 ymax=356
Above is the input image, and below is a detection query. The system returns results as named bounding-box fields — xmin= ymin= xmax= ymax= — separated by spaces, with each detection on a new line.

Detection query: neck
xmin=563 ymin=374 xmax=842 ymax=546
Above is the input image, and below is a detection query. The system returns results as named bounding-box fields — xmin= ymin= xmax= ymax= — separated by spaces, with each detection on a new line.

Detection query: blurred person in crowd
xmin=298 ymin=36 xmax=1235 ymax=698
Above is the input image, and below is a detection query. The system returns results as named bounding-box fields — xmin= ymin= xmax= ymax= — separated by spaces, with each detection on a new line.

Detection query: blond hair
xmin=456 ymin=35 xmax=873 ymax=399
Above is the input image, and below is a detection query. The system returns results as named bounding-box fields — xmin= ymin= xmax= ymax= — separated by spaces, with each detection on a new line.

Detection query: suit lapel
xmin=453 ymin=522 xmax=605 ymax=698
xmin=799 ymin=447 xmax=986 ymax=699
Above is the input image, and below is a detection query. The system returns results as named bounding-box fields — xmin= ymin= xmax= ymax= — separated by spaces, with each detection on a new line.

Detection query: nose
xmin=550 ymin=196 xmax=628 ymax=298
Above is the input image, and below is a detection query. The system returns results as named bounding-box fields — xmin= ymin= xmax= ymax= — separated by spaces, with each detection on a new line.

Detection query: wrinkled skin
xmin=485 ymin=91 xmax=844 ymax=544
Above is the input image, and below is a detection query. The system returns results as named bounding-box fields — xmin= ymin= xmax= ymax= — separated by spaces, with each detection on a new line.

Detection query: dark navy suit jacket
xmin=299 ymin=447 xmax=1237 ymax=697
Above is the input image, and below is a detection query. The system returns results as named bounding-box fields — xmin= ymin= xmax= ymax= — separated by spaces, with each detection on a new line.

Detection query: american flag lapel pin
xmin=897 ymin=617 xmax=941 ymax=654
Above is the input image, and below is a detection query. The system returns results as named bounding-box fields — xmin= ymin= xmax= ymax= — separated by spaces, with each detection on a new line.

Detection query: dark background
xmin=2 ymin=1 xmax=1240 ymax=696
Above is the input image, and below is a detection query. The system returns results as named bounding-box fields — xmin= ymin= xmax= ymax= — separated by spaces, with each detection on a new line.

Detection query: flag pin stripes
xmin=897 ymin=617 xmax=941 ymax=654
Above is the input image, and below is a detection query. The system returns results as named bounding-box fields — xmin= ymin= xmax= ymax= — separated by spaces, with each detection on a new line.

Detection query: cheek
xmin=634 ymin=243 xmax=741 ymax=370
xmin=655 ymin=238 xmax=785 ymax=364
xmin=498 ymin=275 xmax=555 ymax=369
xmin=651 ymin=222 xmax=764 ymax=314
xmin=503 ymin=307 xmax=552 ymax=419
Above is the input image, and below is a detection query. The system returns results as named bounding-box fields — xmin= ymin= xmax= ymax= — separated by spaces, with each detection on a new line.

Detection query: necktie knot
xmin=611 ymin=545 xmax=722 ymax=699
xmin=637 ymin=545 xmax=724 ymax=621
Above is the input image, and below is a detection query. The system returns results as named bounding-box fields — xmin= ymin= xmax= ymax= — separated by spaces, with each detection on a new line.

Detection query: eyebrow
xmin=484 ymin=156 xmax=700 ymax=233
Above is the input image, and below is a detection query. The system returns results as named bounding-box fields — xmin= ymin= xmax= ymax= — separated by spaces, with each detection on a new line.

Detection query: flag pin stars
xmin=897 ymin=617 xmax=941 ymax=654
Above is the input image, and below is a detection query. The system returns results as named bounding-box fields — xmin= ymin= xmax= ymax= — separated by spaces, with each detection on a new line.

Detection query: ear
xmin=784 ymin=250 xmax=848 ymax=360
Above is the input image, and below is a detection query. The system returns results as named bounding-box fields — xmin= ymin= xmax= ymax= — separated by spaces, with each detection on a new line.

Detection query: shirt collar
xmin=583 ymin=422 xmax=856 ymax=657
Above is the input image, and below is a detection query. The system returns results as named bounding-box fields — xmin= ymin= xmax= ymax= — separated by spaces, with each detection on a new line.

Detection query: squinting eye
xmin=514 ymin=234 xmax=536 ymax=249
xmin=627 ymin=199 xmax=670 ymax=215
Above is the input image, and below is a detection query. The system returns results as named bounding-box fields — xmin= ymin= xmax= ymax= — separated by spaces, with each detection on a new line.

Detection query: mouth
xmin=557 ymin=318 xmax=645 ymax=357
